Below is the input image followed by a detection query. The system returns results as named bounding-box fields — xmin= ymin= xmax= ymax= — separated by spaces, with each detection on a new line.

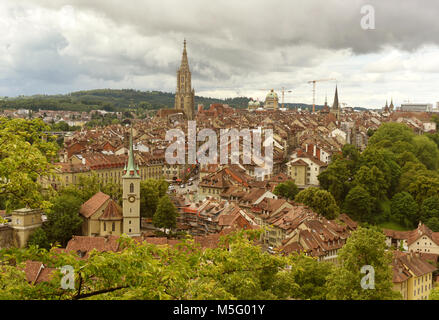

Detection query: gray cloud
xmin=0 ymin=0 xmax=438 ymax=107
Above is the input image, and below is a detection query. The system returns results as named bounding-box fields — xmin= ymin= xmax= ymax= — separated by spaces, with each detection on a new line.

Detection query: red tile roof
xmin=99 ymin=199 xmax=123 ymax=221
xmin=79 ymin=192 xmax=110 ymax=218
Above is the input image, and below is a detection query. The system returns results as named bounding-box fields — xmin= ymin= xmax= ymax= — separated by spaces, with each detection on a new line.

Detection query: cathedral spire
xmin=181 ymin=39 xmax=189 ymax=68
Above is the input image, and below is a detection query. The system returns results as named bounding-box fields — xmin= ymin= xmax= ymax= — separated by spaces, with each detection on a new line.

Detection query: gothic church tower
xmin=122 ymin=127 xmax=141 ymax=236
xmin=175 ymin=39 xmax=195 ymax=120
xmin=330 ymin=85 xmax=340 ymax=120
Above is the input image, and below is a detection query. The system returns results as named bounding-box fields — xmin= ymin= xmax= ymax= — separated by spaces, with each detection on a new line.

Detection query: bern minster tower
xmin=175 ymin=40 xmax=195 ymax=120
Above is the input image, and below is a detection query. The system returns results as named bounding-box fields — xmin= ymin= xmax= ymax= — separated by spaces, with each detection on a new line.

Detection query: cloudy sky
xmin=1 ymin=0 xmax=439 ymax=108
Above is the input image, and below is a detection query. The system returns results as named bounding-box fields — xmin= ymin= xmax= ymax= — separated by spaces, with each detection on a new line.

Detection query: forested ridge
xmin=0 ymin=89 xmax=325 ymax=112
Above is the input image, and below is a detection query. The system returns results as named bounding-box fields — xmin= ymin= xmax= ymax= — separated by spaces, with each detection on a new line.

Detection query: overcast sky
xmin=1 ymin=0 xmax=439 ymax=108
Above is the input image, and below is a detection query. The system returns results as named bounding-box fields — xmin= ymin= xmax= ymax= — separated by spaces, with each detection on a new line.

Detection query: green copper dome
xmin=266 ymin=89 xmax=278 ymax=99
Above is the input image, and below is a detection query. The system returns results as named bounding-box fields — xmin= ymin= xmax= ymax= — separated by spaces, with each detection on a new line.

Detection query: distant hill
xmin=0 ymin=88 xmax=326 ymax=113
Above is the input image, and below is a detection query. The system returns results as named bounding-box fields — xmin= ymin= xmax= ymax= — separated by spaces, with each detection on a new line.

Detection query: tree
xmin=430 ymin=288 xmax=439 ymax=300
xmin=295 ymin=187 xmax=339 ymax=219
xmin=326 ymin=227 xmax=400 ymax=300
xmin=397 ymin=161 xmax=430 ymax=193
xmin=344 ymin=186 xmax=373 ymax=223
xmin=368 ymin=122 xmax=414 ymax=147
xmin=0 ymin=118 xmax=58 ymax=211
xmin=318 ymin=159 xmax=352 ymax=205
xmin=390 ymin=192 xmax=419 ymax=228
xmin=289 ymin=255 xmax=334 ymax=300
xmin=27 ymin=228 xmax=51 ymax=250
xmin=44 ymin=194 xmax=83 ymax=247
xmin=0 ymin=230 xmax=306 ymax=300
xmin=407 ymin=175 xmax=439 ymax=205
xmin=420 ymin=196 xmax=439 ymax=223
xmin=359 ymin=148 xmax=400 ymax=197
xmin=140 ymin=179 xmax=169 ymax=218
xmin=61 ymin=172 xmax=121 ymax=203
xmin=342 ymin=144 xmax=360 ymax=164
xmin=412 ymin=135 xmax=439 ymax=170
xmin=426 ymin=217 xmax=439 ymax=232
xmin=353 ymin=165 xmax=388 ymax=200
xmin=273 ymin=181 xmax=299 ymax=200
xmin=153 ymin=195 xmax=178 ymax=230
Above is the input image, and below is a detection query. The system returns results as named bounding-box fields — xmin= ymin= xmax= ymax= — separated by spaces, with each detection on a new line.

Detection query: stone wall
xmin=0 ymin=225 xmax=13 ymax=249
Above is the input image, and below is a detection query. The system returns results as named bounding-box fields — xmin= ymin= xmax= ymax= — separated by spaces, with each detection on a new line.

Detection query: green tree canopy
xmin=295 ymin=187 xmax=339 ymax=219
xmin=326 ymin=227 xmax=400 ymax=300
xmin=412 ymin=135 xmax=439 ymax=170
xmin=0 ymin=230 xmax=326 ymax=300
xmin=318 ymin=159 xmax=352 ymax=205
xmin=140 ymin=179 xmax=169 ymax=218
xmin=153 ymin=195 xmax=178 ymax=230
xmin=27 ymin=228 xmax=51 ymax=250
xmin=353 ymin=165 xmax=388 ymax=200
xmin=344 ymin=186 xmax=373 ymax=223
xmin=426 ymin=217 xmax=439 ymax=232
xmin=0 ymin=118 xmax=58 ymax=211
xmin=368 ymin=122 xmax=414 ymax=147
xmin=390 ymin=192 xmax=419 ymax=228
xmin=420 ymin=196 xmax=439 ymax=224
xmin=273 ymin=180 xmax=299 ymax=201
xmin=43 ymin=193 xmax=83 ymax=247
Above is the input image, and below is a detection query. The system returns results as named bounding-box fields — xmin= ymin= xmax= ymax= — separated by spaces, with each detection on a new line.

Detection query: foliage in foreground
xmin=0 ymin=229 xmax=401 ymax=300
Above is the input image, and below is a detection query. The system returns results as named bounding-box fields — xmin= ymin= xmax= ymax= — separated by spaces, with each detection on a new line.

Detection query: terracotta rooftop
xmin=99 ymin=199 xmax=123 ymax=221
xmin=79 ymin=192 xmax=110 ymax=218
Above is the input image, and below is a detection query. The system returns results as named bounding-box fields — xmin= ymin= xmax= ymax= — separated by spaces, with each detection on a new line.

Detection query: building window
xmin=112 ymin=222 xmax=115 ymax=232
xmin=104 ymin=222 xmax=106 ymax=231
xmin=130 ymin=183 xmax=134 ymax=193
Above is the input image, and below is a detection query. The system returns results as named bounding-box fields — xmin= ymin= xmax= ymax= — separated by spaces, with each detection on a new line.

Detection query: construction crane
xmin=307 ymin=78 xmax=336 ymax=113
xmin=257 ymin=88 xmax=293 ymax=109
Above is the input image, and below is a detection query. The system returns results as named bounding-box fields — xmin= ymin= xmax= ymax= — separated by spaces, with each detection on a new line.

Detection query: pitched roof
xmin=393 ymin=251 xmax=437 ymax=282
xmin=24 ymin=260 xmax=56 ymax=284
xmin=79 ymin=192 xmax=110 ymax=218
xmin=65 ymin=235 xmax=120 ymax=256
xmin=99 ymin=200 xmax=123 ymax=221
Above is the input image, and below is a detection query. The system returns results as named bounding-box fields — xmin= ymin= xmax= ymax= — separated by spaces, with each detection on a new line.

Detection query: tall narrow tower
xmin=175 ymin=39 xmax=195 ymax=120
xmin=122 ymin=127 xmax=141 ymax=236
xmin=330 ymin=85 xmax=340 ymax=120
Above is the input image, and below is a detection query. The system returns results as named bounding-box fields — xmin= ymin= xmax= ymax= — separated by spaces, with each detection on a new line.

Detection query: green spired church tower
xmin=122 ymin=127 xmax=141 ymax=236
xmin=174 ymin=39 xmax=195 ymax=120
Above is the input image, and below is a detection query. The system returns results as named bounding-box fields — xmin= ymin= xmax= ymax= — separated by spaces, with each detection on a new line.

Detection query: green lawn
xmin=376 ymin=199 xmax=411 ymax=231
xmin=378 ymin=221 xmax=411 ymax=231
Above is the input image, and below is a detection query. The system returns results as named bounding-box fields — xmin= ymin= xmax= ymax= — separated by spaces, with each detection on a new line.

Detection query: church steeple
xmin=122 ymin=125 xmax=141 ymax=237
xmin=389 ymin=98 xmax=394 ymax=112
xmin=123 ymin=126 xmax=139 ymax=178
xmin=330 ymin=85 xmax=340 ymax=120
xmin=331 ymin=85 xmax=339 ymax=111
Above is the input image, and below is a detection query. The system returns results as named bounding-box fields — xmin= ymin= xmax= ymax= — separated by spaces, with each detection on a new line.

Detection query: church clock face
xmin=128 ymin=196 xmax=135 ymax=203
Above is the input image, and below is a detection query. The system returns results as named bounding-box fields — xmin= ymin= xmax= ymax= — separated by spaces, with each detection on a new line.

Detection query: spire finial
xmin=180 ymin=38 xmax=189 ymax=67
